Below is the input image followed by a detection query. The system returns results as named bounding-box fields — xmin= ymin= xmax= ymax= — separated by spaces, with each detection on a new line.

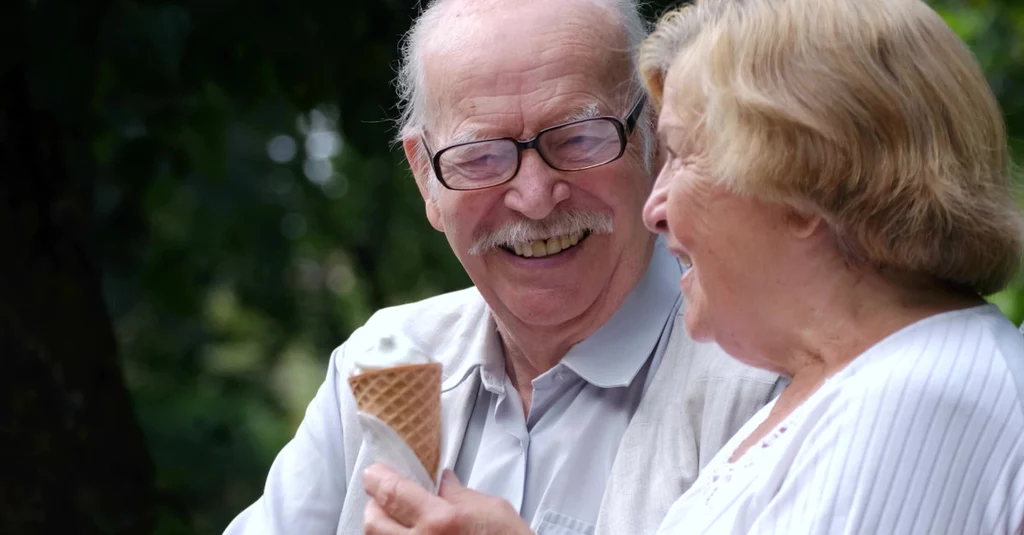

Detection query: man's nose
xmin=503 ymin=151 xmax=571 ymax=220
xmin=643 ymin=167 xmax=670 ymax=234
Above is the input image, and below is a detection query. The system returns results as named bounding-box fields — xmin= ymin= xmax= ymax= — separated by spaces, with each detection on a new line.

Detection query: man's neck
xmin=496 ymin=324 xmax=581 ymax=415
xmin=490 ymin=237 xmax=658 ymax=414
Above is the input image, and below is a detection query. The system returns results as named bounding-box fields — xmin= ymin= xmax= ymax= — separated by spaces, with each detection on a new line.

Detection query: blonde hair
xmin=641 ymin=0 xmax=1024 ymax=295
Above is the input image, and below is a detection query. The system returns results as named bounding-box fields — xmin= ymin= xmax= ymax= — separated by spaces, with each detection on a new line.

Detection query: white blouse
xmin=658 ymin=304 xmax=1024 ymax=535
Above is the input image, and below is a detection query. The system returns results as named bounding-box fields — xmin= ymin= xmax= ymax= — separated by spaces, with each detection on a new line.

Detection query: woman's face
xmin=642 ymin=82 xmax=811 ymax=368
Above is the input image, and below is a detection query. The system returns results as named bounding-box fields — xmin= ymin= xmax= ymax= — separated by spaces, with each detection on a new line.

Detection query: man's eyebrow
xmin=560 ymin=102 xmax=601 ymax=123
xmin=449 ymin=130 xmax=487 ymax=145
xmin=443 ymin=102 xmax=603 ymax=146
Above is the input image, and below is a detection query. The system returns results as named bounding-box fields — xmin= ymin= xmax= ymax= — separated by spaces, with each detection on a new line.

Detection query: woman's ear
xmin=785 ymin=207 xmax=824 ymax=240
xmin=402 ymin=135 xmax=444 ymax=232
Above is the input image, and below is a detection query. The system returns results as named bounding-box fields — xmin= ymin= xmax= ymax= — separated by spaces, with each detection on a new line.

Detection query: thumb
xmin=437 ymin=469 xmax=469 ymax=501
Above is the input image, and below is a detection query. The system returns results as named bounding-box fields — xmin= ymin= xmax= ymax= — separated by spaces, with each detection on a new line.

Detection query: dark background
xmin=3 ymin=0 xmax=1023 ymax=533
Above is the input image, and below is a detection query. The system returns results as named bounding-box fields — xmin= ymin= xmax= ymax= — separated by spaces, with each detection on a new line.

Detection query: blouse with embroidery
xmin=658 ymin=305 xmax=1024 ymax=535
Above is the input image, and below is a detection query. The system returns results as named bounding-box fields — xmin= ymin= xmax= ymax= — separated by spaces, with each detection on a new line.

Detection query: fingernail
xmin=363 ymin=464 xmax=383 ymax=488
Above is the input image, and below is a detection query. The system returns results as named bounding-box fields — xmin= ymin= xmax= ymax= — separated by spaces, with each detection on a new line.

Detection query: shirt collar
xmin=478 ymin=325 xmax=507 ymax=394
xmin=561 ymin=237 xmax=683 ymax=388
xmin=438 ymin=294 xmax=504 ymax=392
xmin=457 ymin=237 xmax=683 ymax=393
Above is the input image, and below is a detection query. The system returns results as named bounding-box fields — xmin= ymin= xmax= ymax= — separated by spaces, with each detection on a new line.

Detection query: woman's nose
xmin=643 ymin=168 xmax=670 ymax=234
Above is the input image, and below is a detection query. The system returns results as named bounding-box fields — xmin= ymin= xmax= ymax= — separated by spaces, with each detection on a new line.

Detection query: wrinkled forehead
xmin=419 ymin=0 xmax=634 ymax=142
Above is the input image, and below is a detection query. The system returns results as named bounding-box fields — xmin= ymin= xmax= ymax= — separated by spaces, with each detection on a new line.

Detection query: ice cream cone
xmin=348 ymin=362 xmax=442 ymax=478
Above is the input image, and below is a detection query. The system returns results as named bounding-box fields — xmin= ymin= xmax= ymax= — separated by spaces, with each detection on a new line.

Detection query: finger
xmin=363 ymin=499 xmax=409 ymax=535
xmin=437 ymin=469 xmax=468 ymax=501
xmin=436 ymin=471 xmax=534 ymax=534
xmin=363 ymin=463 xmax=441 ymax=527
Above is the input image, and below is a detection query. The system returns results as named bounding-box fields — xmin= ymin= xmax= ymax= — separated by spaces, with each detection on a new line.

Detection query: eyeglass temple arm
xmin=419 ymin=134 xmax=435 ymax=157
xmin=625 ymin=94 xmax=648 ymax=132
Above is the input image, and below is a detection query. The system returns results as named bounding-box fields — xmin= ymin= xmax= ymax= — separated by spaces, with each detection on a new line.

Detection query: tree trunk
xmin=0 ymin=2 xmax=155 ymax=533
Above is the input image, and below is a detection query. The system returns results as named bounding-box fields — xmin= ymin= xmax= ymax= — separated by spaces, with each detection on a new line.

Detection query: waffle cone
xmin=348 ymin=362 xmax=442 ymax=478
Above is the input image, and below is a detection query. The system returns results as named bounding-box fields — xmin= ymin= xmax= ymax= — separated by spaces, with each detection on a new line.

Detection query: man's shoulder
xmin=641 ymin=314 xmax=781 ymax=429
xmin=333 ymin=287 xmax=492 ymax=374
xmin=663 ymin=314 xmax=780 ymax=388
xmin=690 ymin=341 xmax=780 ymax=386
xmin=684 ymin=340 xmax=782 ymax=416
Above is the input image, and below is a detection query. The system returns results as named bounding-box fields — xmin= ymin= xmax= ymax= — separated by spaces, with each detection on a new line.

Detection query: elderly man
xmin=225 ymin=0 xmax=780 ymax=533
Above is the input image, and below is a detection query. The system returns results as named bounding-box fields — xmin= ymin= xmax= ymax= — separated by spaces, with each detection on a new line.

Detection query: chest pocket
xmin=535 ymin=511 xmax=596 ymax=535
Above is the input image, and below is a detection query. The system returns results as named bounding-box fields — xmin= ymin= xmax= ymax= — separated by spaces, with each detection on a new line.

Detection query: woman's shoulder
xmin=772 ymin=306 xmax=1024 ymax=534
xmin=823 ymin=304 xmax=1024 ymax=442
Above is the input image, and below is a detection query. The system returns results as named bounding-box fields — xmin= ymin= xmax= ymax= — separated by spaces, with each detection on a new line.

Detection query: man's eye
xmin=457 ymin=154 xmax=499 ymax=167
xmin=562 ymin=135 xmax=602 ymax=148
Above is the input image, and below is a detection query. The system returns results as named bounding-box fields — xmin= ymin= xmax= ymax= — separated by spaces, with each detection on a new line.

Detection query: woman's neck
xmin=779 ymin=267 xmax=983 ymax=384
xmin=729 ymin=269 xmax=981 ymax=463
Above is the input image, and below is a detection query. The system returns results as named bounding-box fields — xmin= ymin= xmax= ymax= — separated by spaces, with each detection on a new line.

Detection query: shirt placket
xmin=493 ymin=374 xmax=530 ymax=512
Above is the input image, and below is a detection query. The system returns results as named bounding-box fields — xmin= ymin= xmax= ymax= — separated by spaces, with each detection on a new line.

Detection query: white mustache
xmin=469 ymin=209 xmax=614 ymax=255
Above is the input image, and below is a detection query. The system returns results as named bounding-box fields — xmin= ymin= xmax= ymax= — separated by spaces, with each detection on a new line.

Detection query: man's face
xmin=406 ymin=1 xmax=656 ymax=336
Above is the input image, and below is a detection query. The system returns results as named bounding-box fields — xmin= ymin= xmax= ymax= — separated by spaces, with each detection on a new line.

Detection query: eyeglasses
xmin=422 ymin=95 xmax=647 ymax=191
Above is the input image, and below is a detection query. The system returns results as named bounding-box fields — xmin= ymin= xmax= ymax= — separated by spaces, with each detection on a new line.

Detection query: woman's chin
xmin=682 ymin=306 xmax=713 ymax=343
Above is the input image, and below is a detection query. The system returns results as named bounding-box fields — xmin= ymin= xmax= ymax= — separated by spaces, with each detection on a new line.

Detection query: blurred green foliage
xmin=87 ymin=1 xmax=464 ymax=531
xmin=54 ymin=0 xmax=1024 ymax=532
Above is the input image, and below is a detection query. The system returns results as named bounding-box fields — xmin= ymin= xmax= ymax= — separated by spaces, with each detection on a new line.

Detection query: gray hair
xmin=394 ymin=0 xmax=656 ymax=194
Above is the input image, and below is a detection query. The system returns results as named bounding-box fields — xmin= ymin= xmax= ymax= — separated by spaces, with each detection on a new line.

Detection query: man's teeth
xmin=511 ymin=232 xmax=583 ymax=258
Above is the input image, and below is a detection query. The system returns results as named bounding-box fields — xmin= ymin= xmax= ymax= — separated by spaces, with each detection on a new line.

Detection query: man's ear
xmin=402 ymin=135 xmax=445 ymax=232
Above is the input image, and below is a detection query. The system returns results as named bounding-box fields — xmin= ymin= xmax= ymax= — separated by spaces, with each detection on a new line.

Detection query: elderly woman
xmin=361 ymin=0 xmax=1024 ymax=533
xmin=640 ymin=0 xmax=1024 ymax=532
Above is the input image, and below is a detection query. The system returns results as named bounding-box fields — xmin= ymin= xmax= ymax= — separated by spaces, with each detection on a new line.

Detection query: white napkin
xmin=357 ymin=412 xmax=441 ymax=493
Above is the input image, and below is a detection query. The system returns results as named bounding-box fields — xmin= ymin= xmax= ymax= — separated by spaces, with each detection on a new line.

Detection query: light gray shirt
xmin=223 ymin=237 xmax=782 ymax=535
xmin=453 ymin=240 xmax=683 ymax=532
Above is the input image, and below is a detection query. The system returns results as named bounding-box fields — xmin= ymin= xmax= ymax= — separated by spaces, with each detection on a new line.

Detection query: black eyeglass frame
xmin=421 ymin=95 xmax=648 ymax=191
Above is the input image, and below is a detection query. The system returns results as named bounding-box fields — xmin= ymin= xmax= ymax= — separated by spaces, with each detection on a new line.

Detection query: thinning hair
xmin=394 ymin=0 xmax=656 ymax=193
xmin=641 ymin=0 xmax=1024 ymax=296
